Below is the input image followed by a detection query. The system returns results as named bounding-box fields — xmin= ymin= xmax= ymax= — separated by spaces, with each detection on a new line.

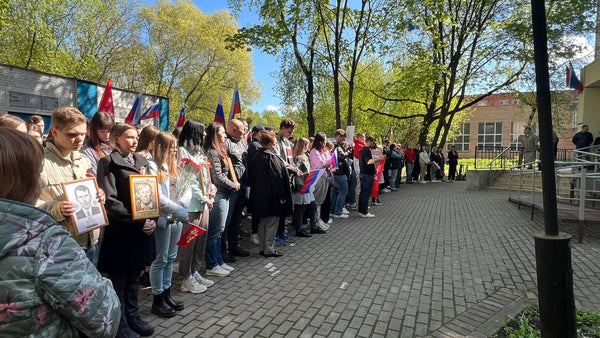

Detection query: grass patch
xmin=492 ymin=306 xmax=600 ymax=337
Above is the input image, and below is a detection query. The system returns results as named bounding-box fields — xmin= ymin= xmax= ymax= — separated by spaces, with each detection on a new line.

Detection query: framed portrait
xmin=61 ymin=177 xmax=109 ymax=235
xmin=199 ymin=162 xmax=212 ymax=195
xmin=129 ymin=175 xmax=161 ymax=220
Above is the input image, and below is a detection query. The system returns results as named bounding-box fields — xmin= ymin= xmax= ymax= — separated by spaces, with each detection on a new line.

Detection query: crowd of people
xmin=0 ymin=108 xmax=461 ymax=338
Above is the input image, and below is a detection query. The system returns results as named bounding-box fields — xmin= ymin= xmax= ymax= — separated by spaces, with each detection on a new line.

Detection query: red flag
xmin=371 ymin=159 xmax=386 ymax=198
xmin=177 ymin=222 xmax=206 ymax=247
xmin=98 ymin=78 xmax=114 ymax=117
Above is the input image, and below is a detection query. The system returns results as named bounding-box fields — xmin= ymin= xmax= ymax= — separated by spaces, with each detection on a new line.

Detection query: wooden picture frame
xmin=199 ymin=162 xmax=212 ymax=195
xmin=129 ymin=175 xmax=161 ymax=220
xmin=61 ymin=177 xmax=109 ymax=235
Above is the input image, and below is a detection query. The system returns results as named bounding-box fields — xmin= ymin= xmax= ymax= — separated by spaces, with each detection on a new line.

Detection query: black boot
xmin=164 ymin=286 xmax=184 ymax=311
xmin=128 ymin=316 xmax=154 ymax=337
xmin=151 ymin=292 xmax=176 ymax=318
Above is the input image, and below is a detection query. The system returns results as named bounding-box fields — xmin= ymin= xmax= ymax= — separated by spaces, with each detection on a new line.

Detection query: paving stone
xmin=142 ymin=183 xmax=600 ymax=337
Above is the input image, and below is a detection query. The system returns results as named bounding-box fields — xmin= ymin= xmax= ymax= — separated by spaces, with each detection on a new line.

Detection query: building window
xmin=8 ymin=91 xmax=58 ymax=111
xmin=448 ymin=123 xmax=470 ymax=152
xmin=512 ymin=99 xmax=521 ymax=105
xmin=477 ymin=100 xmax=487 ymax=106
xmin=499 ymin=100 xmax=509 ymax=106
xmin=510 ymin=121 xmax=525 ymax=149
xmin=477 ymin=122 xmax=502 ymax=149
xmin=572 ymin=109 xmax=578 ymax=128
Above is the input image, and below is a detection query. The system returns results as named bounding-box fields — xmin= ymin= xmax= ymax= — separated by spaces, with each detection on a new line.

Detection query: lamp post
xmin=530 ymin=0 xmax=576 ymax=336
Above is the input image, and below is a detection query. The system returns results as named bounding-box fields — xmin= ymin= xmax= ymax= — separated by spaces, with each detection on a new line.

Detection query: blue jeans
xmin=389 ymin=169 xmax=399 ymax=189
xmin=205 ymin=192 xmax=229 ymax=269
xmin=346 ymin=168 xmax=357 ymax=204
xmin=405 ymin=163 xmax=414 ymax=183
xmin=85 ymin=244 xmax=99 ymax=266
xmin=150 ymin=221 xmax=182 ymax=295
xmin=359 ymin=174 xmax=374 ymax=215
xmin=330 ymin=175 xmax=349 ymax=215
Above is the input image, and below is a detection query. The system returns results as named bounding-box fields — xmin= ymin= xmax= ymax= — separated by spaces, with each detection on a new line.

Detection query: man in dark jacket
xmin=246 ymin=124 xmax=264 ymax=245
xmin=572 ymin=124 xmax=593 ymax=160
xmin=223 ymin=119 xmax=249 ymax=260
xmin=331 ymin=129 xmax=351 ymax=218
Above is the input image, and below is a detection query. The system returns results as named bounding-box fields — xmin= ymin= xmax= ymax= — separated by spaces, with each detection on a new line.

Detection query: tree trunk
xmin=306 ymin=74 xmax=316 ymax=137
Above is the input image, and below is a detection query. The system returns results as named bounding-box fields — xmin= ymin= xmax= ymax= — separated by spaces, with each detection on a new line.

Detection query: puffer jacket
xmin=0 ymin=198 xmax=120 ymax=337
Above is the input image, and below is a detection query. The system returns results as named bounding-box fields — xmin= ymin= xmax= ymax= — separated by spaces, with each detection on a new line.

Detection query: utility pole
xmin=530 ymin=0 xmax=576 ymax=336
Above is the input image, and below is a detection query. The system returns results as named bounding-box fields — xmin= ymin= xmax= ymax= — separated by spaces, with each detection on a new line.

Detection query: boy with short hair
xmin=37 ymin=107 xmax=103 ymax=264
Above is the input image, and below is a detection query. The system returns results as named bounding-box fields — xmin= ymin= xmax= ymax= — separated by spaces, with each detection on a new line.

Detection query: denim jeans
xmin=389 ymin=169 xmax=399 ymax=189
xmin=346 ymin=168 xmax=357 ymax=204
xmin=330 ymin=175 xmax=349 ymax=215
xmin=85 ymin=244 xmax=99 ymax=266
xmin=405 ymin=163 xmax=414 ymax=183
xmin=359 ymin=174 xmax=374 ymax=214
xmin=205 ymin=192 xmax=229 ymax=269
xmin=150 ymin=221 xmax=182 ymax=295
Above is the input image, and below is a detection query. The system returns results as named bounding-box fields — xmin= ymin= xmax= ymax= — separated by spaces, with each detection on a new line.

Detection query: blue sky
xmin=193 ymin=0 xmax=279 ymax=113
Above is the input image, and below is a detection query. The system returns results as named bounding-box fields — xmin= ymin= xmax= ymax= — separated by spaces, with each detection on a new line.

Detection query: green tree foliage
xmin=131 ymin=1 xmax=260 ymax=127
xmin=0 ymin=0 xmax=139 ymax=81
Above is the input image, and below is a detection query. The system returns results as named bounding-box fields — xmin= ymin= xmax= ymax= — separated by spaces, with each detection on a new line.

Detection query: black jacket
xmin=96 ymin=150 xmax=154 ymax=274
xmin=249 ymin=148 xmax=292 ymax=218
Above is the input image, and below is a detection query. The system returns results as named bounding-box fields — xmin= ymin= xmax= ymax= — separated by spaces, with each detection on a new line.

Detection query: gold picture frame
xmin=61 ymin=177 xmax=109 ymax=235
xmin=199 ymin=162 xmax=212 ymax=195
xmin=129 ymin=175 xmax=161 ymax=220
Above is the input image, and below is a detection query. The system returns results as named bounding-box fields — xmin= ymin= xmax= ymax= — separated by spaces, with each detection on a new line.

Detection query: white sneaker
xmin=359 ymin=213 xmax=375 ymax=218
xmin=181 ymin=277 xmax=207 ymax=293
xmin=381 ymin=188 xmax=391 ymax=193
xmin=317 ymin=219 xmax=329 ymax=231
xmin=342 ymin=208 xmax=350 ymax=214
xmin=206 ymin=266 xmax=230 ymax=277
xmin=419 ymin=181 xmax=427 ymax=184
xmin=251 ymin=234 xmax=260 ymax=245
xmin=220 ymin=263 xmax=234 ymax=272
xmin=194 ymin=274 xmax=214 ymax=287
xmin=333 ymin=214 xmax=348 ymax=218
xmin=327 ymin=219 xmax=333 ymax=224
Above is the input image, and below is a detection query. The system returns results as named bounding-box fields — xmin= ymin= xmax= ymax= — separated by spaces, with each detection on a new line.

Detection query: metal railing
xmin=508 ymin=144 xmax=600 ymax=242
xmin=474 ymin=145 xmax=574 ymax=169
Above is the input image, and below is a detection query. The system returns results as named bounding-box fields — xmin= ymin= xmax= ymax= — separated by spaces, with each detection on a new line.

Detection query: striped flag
xmin=432 ymin=161 xmax=441 ymax=171
xmin=228 ymin=81 xmax=241 ymax=121
xmin=331 ymin=151 xmax=338 ymax=167
xmin=214 ymin=94 xmax=225 ymax=124
xmin=566 ymin=63 xmax=583 ymax=94
xmin=141 ymin=100 xmax=160 ymax=121
xmin=124 ymin=89 xmax=143 ymax=124
xmin=176 ymin=104 xmax=186 ymax=130
xmin=300 ymin=169 xmax=326 ymax=194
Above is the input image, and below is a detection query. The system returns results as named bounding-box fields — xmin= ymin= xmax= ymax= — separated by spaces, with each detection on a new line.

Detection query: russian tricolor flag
xmin=300 ymin=169 xmax=326 ymax=194
xmin=566 ymin=63 xmax=583 ymax=94
xmin=331 ymin=151 xmax=338 ymax=167
xmin=214 ymin=94 xmax=225 ymax=124
xmin=124 ymin=89 xmax=143 ymax=125
xmin=141 ymin=100 xmax=160 ymax=121
xmin=432 ymin=161 xmax=441 ymax=171
xmin=228 ymin=81 xmax=241 ymax=121
xmin=176 ymin=104 xmax=186 ymax=130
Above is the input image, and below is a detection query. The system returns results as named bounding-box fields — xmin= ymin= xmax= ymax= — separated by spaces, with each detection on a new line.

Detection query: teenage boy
xmin=358 ymin=136 xmax=384 ymax=218
xmin=37 ymin=107 xmax=104 ymax=265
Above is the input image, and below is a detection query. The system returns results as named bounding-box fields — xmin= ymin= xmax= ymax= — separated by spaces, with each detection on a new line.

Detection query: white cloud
xmin=265 ymin=105 xmax=280 ymax=112
xmin=551 ymin=35 xmax=595 ymax=66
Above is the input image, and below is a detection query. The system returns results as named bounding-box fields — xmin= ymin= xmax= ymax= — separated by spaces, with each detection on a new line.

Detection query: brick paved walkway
xmin=140 ymin=181 xmax=600 ymax=337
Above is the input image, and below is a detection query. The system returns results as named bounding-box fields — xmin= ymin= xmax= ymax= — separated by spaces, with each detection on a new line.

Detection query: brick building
xmin=444 ymin=92 xmax=578 ymax=158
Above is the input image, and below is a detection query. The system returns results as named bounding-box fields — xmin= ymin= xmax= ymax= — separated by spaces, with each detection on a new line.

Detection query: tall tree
xmin=228 ymin=0 xmax=322 ymax=136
